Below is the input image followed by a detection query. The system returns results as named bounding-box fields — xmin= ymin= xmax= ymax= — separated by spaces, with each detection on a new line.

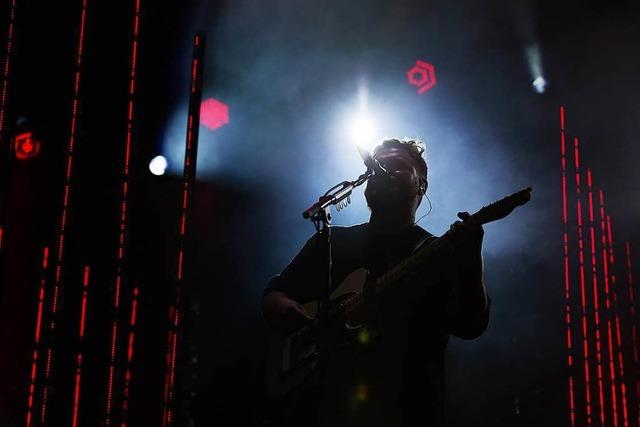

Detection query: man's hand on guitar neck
xmin=449 ymin=211 xmax=484 ymax=253
xmin=263 ymin=290 xmax=313 ymax=335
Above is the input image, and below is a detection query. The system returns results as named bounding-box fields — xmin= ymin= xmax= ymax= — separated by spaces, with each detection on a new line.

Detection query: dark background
xmin=0 ymin=0 xmax=638 ymax=425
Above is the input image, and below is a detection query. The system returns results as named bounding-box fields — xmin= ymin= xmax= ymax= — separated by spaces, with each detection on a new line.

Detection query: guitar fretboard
xmin=333 ymin=231 xmax=453 ymax=317
xmin=331 ymin=186 xmax=531 ymax=317
xmin=373 ymin=232 xmax=453 ymax=294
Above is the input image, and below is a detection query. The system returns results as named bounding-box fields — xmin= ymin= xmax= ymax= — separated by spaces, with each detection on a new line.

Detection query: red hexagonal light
xmin=200 ymin=97 xmax=229 ymax=131
xmin=406 ymin=60 xmax=437 ymax=95
xmin=14 ymin=132 xmax=41 ymax=160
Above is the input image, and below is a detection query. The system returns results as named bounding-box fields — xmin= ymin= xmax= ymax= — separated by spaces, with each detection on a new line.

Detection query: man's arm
xmin=444 ymin=212 xmax=490 ymax=340
xmin=263 ymin=290 xmax=313 ymax=335
xmin=262 ymin=234 xmax=324 ymax=334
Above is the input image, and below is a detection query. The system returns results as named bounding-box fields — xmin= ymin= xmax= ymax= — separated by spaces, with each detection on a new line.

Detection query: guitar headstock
xmin=470 ymin=187 xmax=532 ymax=226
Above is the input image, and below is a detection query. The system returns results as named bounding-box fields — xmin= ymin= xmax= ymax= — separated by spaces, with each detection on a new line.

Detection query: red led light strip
xmin=120 ymin=287 xmax=139 ymax=427
xmin=25 ymin=246 xmax=50 ymax=427
xmin=586 ymin=168 xmax=607 ymax=424
xmin=606 ymin=213 xmax=630 ymax=427
xmin=162 ymin=33 xmax=205 ymax=427
xmin=105 ymin=0 xmax=141 ymax=424
xmin=624 ymin=241 xmax=640 ymax=425
xmin=0 ymin=0 xmax=18 ymax=250
xmin=560 ymin=107 xmax=577 ymax=426
xmin=162 ymin=308 xmax=178 ymax=427
xmin=0 ymin=0 xmax=18 ymax=142
xmin=573 ymin=137 xmax=593 ymax=425
xmin=72 ymin=266 xmax=91 ymax=427
xmin=599 ymin=189 xmax=620 ymax=426
xmin=40 ymin=0 xmax=89 ymax=422
xmin=0 ymin=0 xmax=18 ymax=260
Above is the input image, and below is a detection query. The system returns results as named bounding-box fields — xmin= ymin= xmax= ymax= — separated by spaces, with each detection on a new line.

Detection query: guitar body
xmin=265 ymin=268 xmax=370 ymax=397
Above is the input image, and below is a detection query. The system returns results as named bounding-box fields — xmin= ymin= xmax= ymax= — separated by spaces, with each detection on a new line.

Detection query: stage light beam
xmin=525 ymin=43 xmax=547 ymax=94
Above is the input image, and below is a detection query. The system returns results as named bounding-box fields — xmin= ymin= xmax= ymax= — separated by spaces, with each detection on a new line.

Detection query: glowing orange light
xmin=356 ymin=384 xmax=368 ymax=402
xmin=357 ymin=328 xmax=370 ymax=345
xmin=14 ymin=132 xmax=41 ymax=160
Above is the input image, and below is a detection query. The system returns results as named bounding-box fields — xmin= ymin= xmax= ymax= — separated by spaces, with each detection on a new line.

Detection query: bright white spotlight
xmin=149 ymin=155 xmax=168 ymax=176
xmin=532 ymin=76 xmax=547 ymax=94
xmin=349 ymin=113 xmax=377 ymax=150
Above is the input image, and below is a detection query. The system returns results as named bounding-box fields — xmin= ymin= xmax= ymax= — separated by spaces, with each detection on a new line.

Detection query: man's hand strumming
xmin=263 ymin=291 xmax=313 ymax=335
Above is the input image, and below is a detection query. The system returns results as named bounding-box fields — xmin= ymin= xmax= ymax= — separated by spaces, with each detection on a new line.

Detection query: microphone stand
xmin=300 ymin=169 xmax=373 ymax=405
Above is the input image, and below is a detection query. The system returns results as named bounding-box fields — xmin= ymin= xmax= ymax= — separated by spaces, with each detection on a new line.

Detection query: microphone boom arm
xmin=302 ymin=169 xmax=373 ymax=220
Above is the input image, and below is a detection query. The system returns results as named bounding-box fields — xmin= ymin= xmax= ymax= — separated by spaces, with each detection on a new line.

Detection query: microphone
xmin=357 ymin=146 xmax=390 ymax=177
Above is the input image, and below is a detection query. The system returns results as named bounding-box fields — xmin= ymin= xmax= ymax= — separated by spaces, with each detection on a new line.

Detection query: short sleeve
xmin=263 ymin=233 xmax=326 ymax=304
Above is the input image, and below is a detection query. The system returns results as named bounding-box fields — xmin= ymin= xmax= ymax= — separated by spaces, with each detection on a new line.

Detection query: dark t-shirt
xmin=265 ymin=223 xmax=486 ymax=426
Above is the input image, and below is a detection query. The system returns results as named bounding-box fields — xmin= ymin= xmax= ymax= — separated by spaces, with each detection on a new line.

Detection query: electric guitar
xmin=266 ymin=187 xmax=532 ymax=397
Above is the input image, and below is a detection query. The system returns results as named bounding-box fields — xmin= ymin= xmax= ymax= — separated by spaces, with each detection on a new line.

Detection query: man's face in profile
xmin=364 ymin=147 xmax=424 ymax=211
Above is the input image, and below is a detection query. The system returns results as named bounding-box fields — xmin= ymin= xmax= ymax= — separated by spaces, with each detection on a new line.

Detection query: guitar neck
xmin=371 ymin=232 xmax=452 ymax=295
xmin=370 ymin=187 xmax=532 ymax=295
xmin=338 ymin=187 xmax=531 ymax=316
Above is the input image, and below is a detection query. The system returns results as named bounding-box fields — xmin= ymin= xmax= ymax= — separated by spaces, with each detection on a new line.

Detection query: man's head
xmin=364 ymin=138 xmax=428 ymax=215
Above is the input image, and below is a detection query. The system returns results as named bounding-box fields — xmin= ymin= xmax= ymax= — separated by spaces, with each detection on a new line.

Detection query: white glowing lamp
xmin=149 ymin=155 xmax=168 ymax=176
xmin=349 ymin=113 xmax=377 ymax=151
xmin=532 ymin=76 xmax=547 ymax=94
